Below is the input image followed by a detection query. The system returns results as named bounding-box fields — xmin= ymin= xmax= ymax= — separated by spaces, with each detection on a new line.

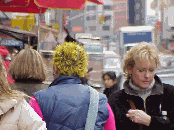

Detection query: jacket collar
xmin=0 ymin=99 xmax=19 ymax=115
xmin=124 ymin=75 xmax=163 ymax=96
xmin=49 ymin=75 xmax=81 ymax=87
xmin=104 ymin=83 xmax=119 ymax=93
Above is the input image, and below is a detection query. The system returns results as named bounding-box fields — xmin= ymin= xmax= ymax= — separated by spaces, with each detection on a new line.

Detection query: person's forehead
xmin=134 ymin=58 xmax=156 ymax=68
xmin=104 ymin=74 xmax=110 ymax=78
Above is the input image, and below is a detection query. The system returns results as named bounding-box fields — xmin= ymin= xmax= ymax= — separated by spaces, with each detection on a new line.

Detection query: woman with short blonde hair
xmin=123 ymin=42 xmax=160 ymax=80
xmin=0 ymin=55 xmax=47 ymax=129
xmin=8 ymin=49 xmax=48 ymax=97
xmin=108 ymin=42 xmax=174 ymax=130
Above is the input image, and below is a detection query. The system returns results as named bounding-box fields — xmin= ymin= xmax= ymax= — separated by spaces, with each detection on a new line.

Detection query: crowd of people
xmin=0 ymin=41 xmax=174 ymax=130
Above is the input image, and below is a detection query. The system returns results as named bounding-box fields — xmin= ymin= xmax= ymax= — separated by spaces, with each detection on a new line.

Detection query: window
xmin=102 ymin=35 xmax=110 ymax=40
xmin=103 ymin=5 xmax=112 ymax=10
xmin=86 ymin=5 xmax=96 ymax=11
xmin=105 ymin=15 xmax=111 ymax=21
xmin=86 ymin=15 xmax=96 ymax=21
xmin=102 ymin=25 xmax=110 ymax=31
xmin=89 ymin=26 xmax=96 ymax=31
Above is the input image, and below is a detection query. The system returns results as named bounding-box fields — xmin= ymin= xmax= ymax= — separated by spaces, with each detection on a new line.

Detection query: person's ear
xmin=114 ymin=79 xmax=117 ymax=84
xmin=127 ymin=65 xmax=133 ymax=75
xmin=53 ymin=65 xmax=59 ymax=75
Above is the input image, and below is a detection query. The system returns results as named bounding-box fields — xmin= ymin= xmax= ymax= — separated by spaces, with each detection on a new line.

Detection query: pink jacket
xmin=29 ymin=96 xmax=116 ymax=130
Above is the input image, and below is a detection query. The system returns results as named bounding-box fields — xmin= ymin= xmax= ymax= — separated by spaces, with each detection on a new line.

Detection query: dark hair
xmin=102 ymin=71 xmax=116 ymax=81
xmin=87 ymin=67 xmax=93 ymax=73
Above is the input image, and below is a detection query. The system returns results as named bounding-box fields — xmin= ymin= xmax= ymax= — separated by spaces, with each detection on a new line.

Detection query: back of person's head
xmin=123 ymin=42 xmax=160 ymax=80
xmin=102 ymin=71 xmax=117 ymax=81
xmin=53 ymin=42 xmax=88 ymax=77
xmin=8 ymin=49 xmax=47 ymax=82
xmin=0 ymin=55 xmax=27 ymax=100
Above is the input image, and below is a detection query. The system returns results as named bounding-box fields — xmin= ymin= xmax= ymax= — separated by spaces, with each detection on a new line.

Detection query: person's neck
xmin=129 ymin=79 xmax=155 ymax=95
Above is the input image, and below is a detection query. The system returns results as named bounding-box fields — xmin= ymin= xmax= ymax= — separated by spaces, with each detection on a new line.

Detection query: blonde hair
xmin=123 ymin=42 xmax=160 ymax=80
xmin=8 ymin=49 xmax=47 ymax=81
xmin=0 ymin=55 xmax=27 ymax=101
xmin=53 ymin=42 xmax=88 ymax=77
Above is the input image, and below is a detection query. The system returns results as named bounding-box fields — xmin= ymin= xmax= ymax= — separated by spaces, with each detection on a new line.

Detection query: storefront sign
xmin=123 ymin=32 xmax=152 ymax=44
xmin=1 ymin=38 xmax=23 ymax=46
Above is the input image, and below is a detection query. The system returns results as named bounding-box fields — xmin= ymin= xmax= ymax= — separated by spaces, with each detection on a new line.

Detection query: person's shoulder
xmin=108 ymin=89 xmax=124 ymax=102
xmin=163 ymin=83 xmax=174 ymax=94
xmin=98 ymin=92 xmax=107 ymax=101
xmin=33 ymin=86 xmax=50 ymax=97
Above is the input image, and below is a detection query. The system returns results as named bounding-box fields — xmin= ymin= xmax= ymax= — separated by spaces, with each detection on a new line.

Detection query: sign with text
xmin=123 ymin=32 xmax=152 ymax=44
xmin=1 ymin=38 xmax=23 ymax=46
xmin=83 ymin=44 xmax=103 ymax=52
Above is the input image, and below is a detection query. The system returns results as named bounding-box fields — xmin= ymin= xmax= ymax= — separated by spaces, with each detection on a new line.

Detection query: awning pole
xmin=28 ymin=36 xmax=30 ymax=46
xmin=37 ymin=8 xmax=42 ymax=52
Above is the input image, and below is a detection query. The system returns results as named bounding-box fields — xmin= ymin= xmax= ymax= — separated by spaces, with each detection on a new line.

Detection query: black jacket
xmin=108 ymin=75 xmax=174 ymax=130
xmin=103 ymin=83 xmax=119 ymax=98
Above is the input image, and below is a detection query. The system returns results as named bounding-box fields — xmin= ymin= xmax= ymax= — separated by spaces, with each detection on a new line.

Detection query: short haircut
xmin=8 ymin=49 xmax=47 ymax=82
xmin=123 ymin=42 xmax=160 ymax=80
xmin=102 ymin=71 xmax=116 ymax=81
xmin=53 ymin=42 xmax=88 ymax=77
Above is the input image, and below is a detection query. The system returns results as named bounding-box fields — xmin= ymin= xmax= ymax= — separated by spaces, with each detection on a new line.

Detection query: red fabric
xmin=0 ymin=46 xmax=9 ymax=58
xmin=29 ymin=96 xmax=116 ymax=130
xmin=0 ymin=0 xmax=29 ymax=7
xmin=0 ymin=0 xmax=47 ymax=13
xmin=87 ymin=0 xmax=104 ymax=4
xmin=104 ymin=103 xmax=116 ymax=130
xmin=29 ymin=96 xmax=44 ymax=120
xmin=0 ymin=46 xmax=15 ymax=84
xmin=34 ymin=0 xmax=85 ymax=9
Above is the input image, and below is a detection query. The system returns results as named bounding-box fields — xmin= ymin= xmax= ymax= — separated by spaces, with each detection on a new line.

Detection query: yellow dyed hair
xmin=123 ymin=42 xmax=160 ymax=80
xmin=53 ymin=42 xmax=88 ymax=77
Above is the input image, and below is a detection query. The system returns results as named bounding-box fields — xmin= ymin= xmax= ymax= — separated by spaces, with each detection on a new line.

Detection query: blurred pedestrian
xmin=0 ymin=54 xmax=47 ymax=130
xmin=29 ymin=42 xmax=115 ymax=130
xmin=0 ymin=46 xmax=15 ymax=84
xmin=80 ymin=67 xmax=93 ymax=86
xmin=102 ymin=71 xmax=119 ymax=98
xmin=8 ymin=48 xmax=48 ymax=100
xmin=108 ymin=42 xmax=174 ymax=130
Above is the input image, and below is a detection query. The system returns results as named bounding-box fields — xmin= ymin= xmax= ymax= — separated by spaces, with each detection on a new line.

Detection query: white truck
xmin=119 ymin=25 xmax=155 ymax=59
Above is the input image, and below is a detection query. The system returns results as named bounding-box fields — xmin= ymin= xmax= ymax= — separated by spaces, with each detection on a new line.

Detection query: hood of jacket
xmin=0 ymin=98 xmax=19 ymax=116
xmin=49 ymin=75 xmax=81 ymax=87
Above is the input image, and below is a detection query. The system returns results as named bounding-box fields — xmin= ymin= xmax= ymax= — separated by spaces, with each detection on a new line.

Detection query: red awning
xmin=87 ymin=0 xmax=104 ymax=5
xmin=0 ymin=0 xmax=29 ymax=7
xmin=34 ymin=0 xmax=86 ymax=9
xmin=0 ymin=0 xmax=47 ymax=13
xmin=0 ymin=0 xmax=104 ymax=13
